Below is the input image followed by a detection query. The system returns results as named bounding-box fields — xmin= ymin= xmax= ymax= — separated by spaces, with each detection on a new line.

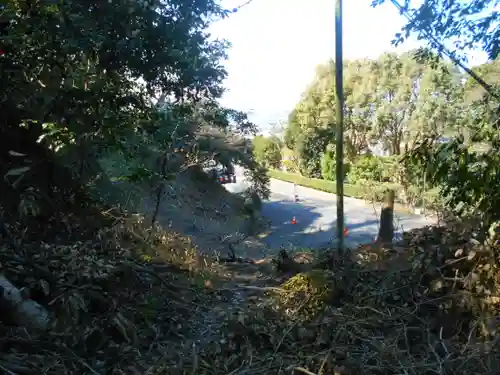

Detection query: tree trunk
xmin=377 ymin=189 xmax=395 ymax=247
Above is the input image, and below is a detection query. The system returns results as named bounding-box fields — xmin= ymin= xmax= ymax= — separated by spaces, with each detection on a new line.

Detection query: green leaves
xmin=252 ymin=136 xmax=282 ymax=169
xmin=285 ymin=51 xmax=464 ymax=178
xmin=1 ymin=0 xmax=267 ymax=191
xmin=372 ymin=0 xmax=499 ymax=95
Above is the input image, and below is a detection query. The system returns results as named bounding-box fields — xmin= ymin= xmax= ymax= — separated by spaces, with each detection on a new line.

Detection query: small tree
xmin=320 ymin=145 xmax=350 ymax=181
xmin=252 ymin=135 xmax=282 ymax=169
xmin=321 ymin=146 xmax=336 ymax=181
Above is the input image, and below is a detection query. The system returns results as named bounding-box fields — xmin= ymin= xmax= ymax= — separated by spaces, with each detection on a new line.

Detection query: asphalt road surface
xmin=225 ymin=167 xmax=435 ymax=250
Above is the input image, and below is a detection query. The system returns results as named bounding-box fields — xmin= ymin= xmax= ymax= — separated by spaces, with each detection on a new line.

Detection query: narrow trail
xmin=187 ymin=241 xmax=285 ymax=353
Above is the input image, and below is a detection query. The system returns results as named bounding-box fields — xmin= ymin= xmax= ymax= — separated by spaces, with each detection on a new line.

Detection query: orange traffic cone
xmin=291 ymin=216 xmax=297 ymax=225
xmin=343 ymin=227 xmax=349 ymax=237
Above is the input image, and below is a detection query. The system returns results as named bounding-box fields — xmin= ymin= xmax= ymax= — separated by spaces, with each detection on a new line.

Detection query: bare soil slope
xmin=134 ymin=167 xmax=269 ymax=259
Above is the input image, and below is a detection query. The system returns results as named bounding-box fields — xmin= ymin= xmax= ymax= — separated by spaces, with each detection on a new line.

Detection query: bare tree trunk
xmin=151 ymin=152 xmax=169 ymax=227
xmin=377 ymin=189 xmax=395 ymax=248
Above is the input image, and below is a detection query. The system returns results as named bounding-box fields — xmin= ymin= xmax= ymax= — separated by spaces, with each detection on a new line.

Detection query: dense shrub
xmin=320 ymin=149 xmax=350 ymax=181
xmin=347 ymin=155 xmax=398 ymax=184
xmin=252 ymin=136 xmax=282 ymax=169
xmin=347 ymin=155 xmax=383 ymax=184
xmin=282 ymin=159 xmax=298 ymax=173
xmin=296 ymin=129 xmax=333 ymax=178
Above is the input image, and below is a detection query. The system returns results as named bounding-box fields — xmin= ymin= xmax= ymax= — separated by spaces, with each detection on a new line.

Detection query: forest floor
xmin=1 ymin=171 xmax=499 ymax=375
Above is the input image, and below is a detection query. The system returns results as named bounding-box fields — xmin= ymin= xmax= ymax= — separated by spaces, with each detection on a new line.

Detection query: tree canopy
xmin=252 ymin=135 xmax=282 ymax=169
xmin=283 ymin=51 xmax=466 ymax=178
xmin=369 ymin=0 xmax=500 ymax=226
xmin=0 ymin=0 xmax=269 ymax=219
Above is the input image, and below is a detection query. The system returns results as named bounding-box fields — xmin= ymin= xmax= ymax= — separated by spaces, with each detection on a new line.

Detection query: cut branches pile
xmin=0 ymin=210 xmax=213 ymax=375
xmin=183 ymin=221 xmax=500 ymax=375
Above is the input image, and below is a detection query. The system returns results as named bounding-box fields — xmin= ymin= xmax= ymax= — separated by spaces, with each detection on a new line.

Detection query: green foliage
xmin=284 ymin=52 xmax=469 ymax=201
xmin=283 ymin=52 xmax=463 ymax=184
xmin=347 ymin=155 xmax=397 ymax=185
xmin=280 ymin=48 xmax=481 ymax=210
xmin=408 ymin=120 xmax=500 ymax=226
xmin=283 ymin=110 xmax=301 ymax=150
xmin=464 ymin=59 xmax=500 ymax=103
xmin=372 ymin=0 xmax=499 ymax=61
xmin=320 ymin=148 xmax=336 ymax=181
xmin=0 ymin=0 xmax=269 ymax=218
xmin=347 ymin=156 xmax=383 ymax=184
xmin=372 ymin=0 xmax=500 ymax=226
xmin=282 ymin=159 xmax=298 ymax=173
xmin=320 ymin=146 xmax=350 ymax=181
xmin=252 ymin=135 xmax=282 ymax=169
xmin=244 ymin=163 xmax=271 ymax=201
xmin=296 ymin=128 xmax=334 ymax=178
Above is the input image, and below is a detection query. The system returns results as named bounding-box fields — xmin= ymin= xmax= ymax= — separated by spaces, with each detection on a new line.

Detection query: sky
xmin=208 ymin=0 xmax=488 ymax=132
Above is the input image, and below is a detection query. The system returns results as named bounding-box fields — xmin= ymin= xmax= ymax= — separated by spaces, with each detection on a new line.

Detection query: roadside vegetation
xmin=267 ymin=168 xmax=440 ymax=213
xmin=253 ymin=49 xmax=499 ymax=212
xmin=0 ymin=0 xmax=499 ymax=374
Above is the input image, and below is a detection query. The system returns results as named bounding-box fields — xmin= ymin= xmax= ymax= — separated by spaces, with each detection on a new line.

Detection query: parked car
xmin=214 ymin=166 xmax=236 ymax=184
xmin=203 ymin=162 xmax=236 ymax=184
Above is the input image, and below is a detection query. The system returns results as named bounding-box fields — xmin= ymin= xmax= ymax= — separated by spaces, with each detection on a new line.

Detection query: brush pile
xmin=187 ymin=220 xmax=500 ymax=375
xmin=2 ymin=190 xmax=500 ymax=375
xmin=0 ymin=205 xmax=216 ymax=374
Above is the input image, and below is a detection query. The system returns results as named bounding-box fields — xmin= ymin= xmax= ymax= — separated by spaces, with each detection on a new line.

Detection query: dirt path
xmin=187 ymin=240 xmax=285 ymax=353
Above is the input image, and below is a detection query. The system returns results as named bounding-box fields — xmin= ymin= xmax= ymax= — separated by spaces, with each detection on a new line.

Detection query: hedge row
xmin=268 ymin=169 xmax=440 ymax=210
xmin=268 ymin=169 xmax=400 ymax=199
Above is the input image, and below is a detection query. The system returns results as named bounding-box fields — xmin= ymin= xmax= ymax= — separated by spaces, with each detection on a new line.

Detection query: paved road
xmin=225 ymin=167 xmax=435 ymax=250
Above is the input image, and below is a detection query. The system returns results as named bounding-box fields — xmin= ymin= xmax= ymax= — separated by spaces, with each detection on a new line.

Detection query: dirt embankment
xmin=138 ymin=167 xmax=270 ymax=259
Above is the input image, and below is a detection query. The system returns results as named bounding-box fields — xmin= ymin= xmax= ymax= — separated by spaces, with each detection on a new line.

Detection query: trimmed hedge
xmin=268 ymin=169 xmax=441 ymax=210
xmin=268 ymin=169 xmax=400 ymax=200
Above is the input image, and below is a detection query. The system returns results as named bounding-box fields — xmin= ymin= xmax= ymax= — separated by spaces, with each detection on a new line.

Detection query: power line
xmin=231 ymin=0 xmax=254 ymax=13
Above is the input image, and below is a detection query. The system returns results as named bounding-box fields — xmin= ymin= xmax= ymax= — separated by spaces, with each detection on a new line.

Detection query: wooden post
xmin=377 ymin=189 xmax=395 ymax=247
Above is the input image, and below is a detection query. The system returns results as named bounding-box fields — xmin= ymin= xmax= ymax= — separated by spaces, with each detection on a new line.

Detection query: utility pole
xmin=335 ymin=0 xmax=345 ymax=254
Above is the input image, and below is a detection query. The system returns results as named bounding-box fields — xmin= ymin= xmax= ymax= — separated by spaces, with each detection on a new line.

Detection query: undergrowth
xmin=183 ymin=220 xmax=500 ymax=375
xmin=0 ymin=192 xmax=216 ymax=373
xmin=1 ymin=162 xmax=499 ymax=375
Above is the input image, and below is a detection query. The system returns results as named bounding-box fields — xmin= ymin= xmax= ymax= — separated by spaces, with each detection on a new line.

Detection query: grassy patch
xmin=268 ymin=169 xmax=399 ymax=201
xmin=268 ymin=169 xmax=442 ymax=211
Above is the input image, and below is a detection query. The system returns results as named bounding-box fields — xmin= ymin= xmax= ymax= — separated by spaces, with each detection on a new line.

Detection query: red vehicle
xmin=206 ymin=164 xmax=236 ymax=184
xmin=216 ymin=166 xmax=236 ymax=184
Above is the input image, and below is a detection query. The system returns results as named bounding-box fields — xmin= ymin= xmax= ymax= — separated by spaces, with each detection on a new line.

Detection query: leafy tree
xmin=320 ymin=144 xmax=351 ymax=182
xmin=372 ymin=0 xmax=499 ymax=62
xmin=252 ymin=135 xmax=282 ymax=169
xmin=0 ymin=0 xmax=270 ymax=227
xmin=344 ymin=59 xmax=378 ymax=160
xmin=296 ymin=127 xmax=334 ymax=178
xmin=377 ymin=0 xmax=500 ymax=227
xmin=347 ymin=155 xmax=399 ymax=185
xmin=464 ymin=59 xmax=500 ymax=103
xmin=370 ymin=52 xmax=463 ymax=155
xmin=283 ymin=62 xmax=337 ymax=175
xmin=320 ymin=146 xmax=337 ymax=181
xmin=347 ymin=155 xmax=384 ymax=184
xmin=282 ymin=147 xmax=299 ymax=173
xmin=283 ymin=109 xmax=301 ymax=150
xmin=283 ymin=51 xmax=464 ymax=186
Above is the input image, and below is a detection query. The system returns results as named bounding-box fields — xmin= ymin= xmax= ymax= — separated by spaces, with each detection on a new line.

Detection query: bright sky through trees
xmin=209 ymin=0 xmax=488 ymax=131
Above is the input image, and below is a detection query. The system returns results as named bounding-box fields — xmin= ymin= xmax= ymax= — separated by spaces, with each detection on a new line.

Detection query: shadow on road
xmin=259 ymin=199 xmax=381 ymax=250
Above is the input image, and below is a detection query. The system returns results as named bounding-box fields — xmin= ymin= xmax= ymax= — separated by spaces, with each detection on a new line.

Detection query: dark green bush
xmin=320 ymin=148 xmax=350 ymax=182
xmin=347 ymin=155 xmax=398 ymax=184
